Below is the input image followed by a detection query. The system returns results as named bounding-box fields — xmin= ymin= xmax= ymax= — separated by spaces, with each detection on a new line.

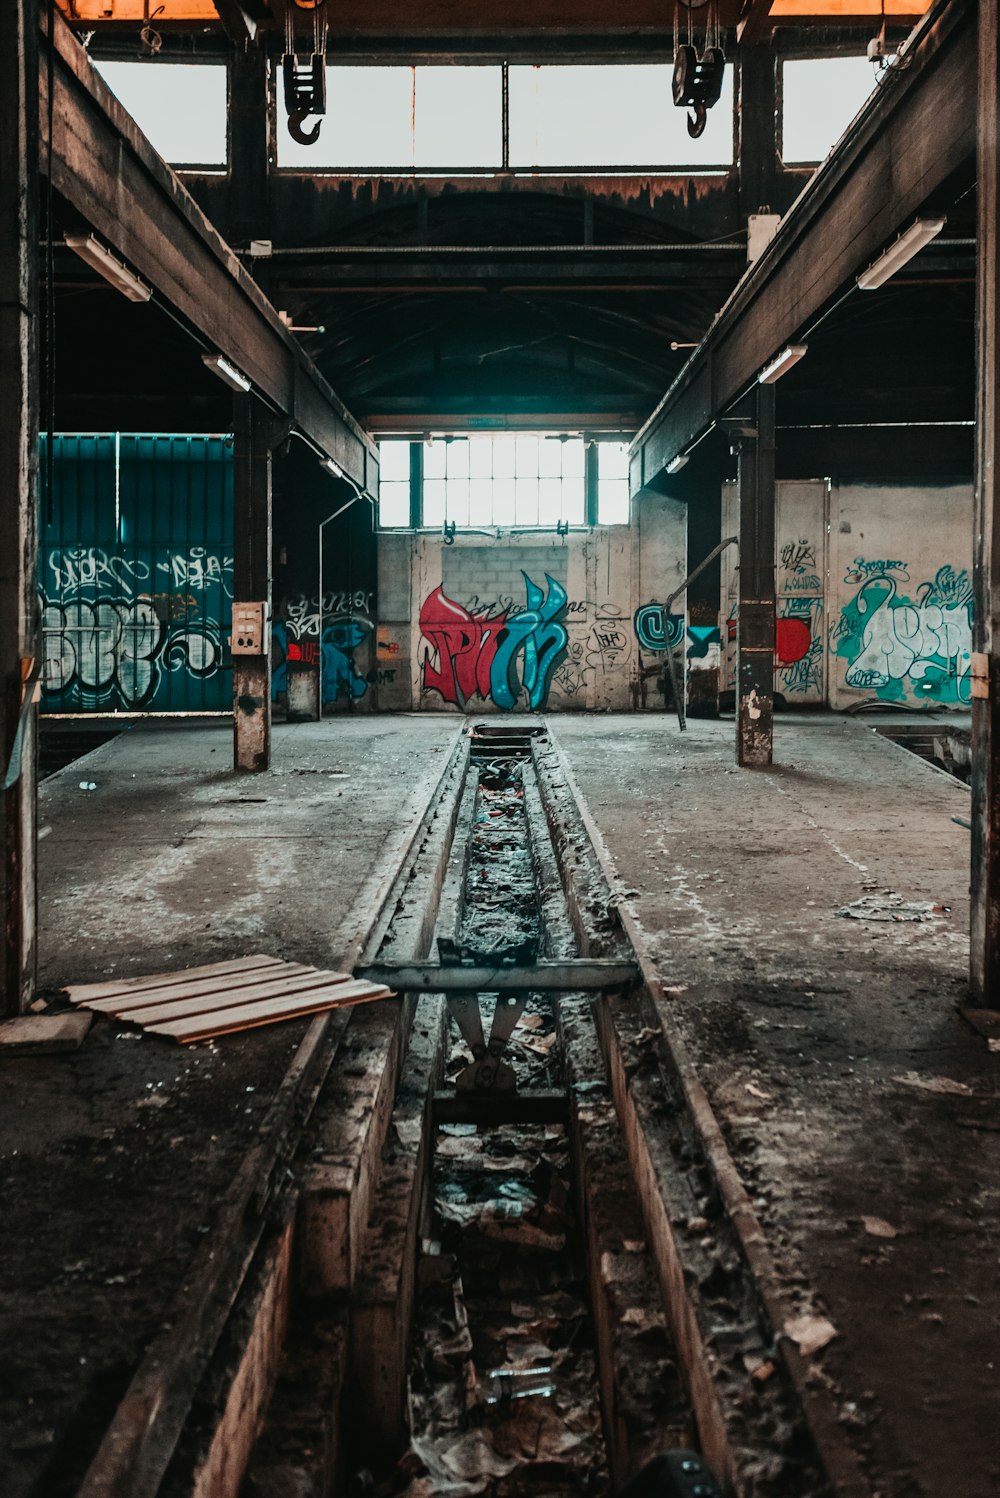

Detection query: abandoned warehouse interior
xmin=2 ymin=0 xmax=1000 ymax=1495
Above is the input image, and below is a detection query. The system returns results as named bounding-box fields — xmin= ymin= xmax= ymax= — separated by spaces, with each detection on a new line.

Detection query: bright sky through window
xmin=277 ymin=66 xmax=503 ymax=170
xmin=93 ymin=61 xmax=228 ymax=166
xmin=508 ymin=66 xmax=733 ymax=170
xmin=781 ymin=56 xmax=879 ymax=164
xmin=378 ymin=438 xmax=631 ymax=530
xmin=377 ymin=441 xmax=411 ymax=528
xmin=597 ymin=443 xmax=630 ymax=526
xmin=278 ymin=64 xmax=733 ymax=172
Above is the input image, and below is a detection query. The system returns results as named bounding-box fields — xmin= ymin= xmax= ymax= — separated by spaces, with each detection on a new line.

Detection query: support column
xmin=0 ymin=0 xmax=39 ymax=1014
xmin=232 ymin=396 xmax=274 ymax=773
xmin=737 ymin=45 xmax=779 ymax=222
xmin=971 ymin=0 xmax=1000 ymax=1004
xmin=735 ymin=385 xmax=776 ymax=767
xmin=684 ymin=436 xmax=725 ymax=719
xmin=229 ymin=43 xmax=271 ymax=281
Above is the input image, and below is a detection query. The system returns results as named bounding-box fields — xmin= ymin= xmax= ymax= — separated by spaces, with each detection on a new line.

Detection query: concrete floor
xmin=4 ymin=711 xmax=998 ymax=1497
xmin=552 ymin=714 xmax=997 ymax=1498
xmin=38 ymin=715 xmax=462 ymax=986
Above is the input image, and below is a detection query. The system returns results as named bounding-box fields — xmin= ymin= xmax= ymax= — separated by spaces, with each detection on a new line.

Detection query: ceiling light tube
xmin=758 ymin=344 xmax=808 ymax=385
xmin=666 ymin=454 xmax=689 ymax=474
xmin=63 ymin=232 xmax=151 ymax=303
xmin=857 ymin=217 xmax=947 ymax=291
xmin=200 ymin=353 xmax=252 ymax=393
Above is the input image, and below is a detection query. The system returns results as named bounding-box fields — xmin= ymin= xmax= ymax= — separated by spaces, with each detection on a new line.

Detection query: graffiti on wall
xmin=41 ymin=597 xmax=223 ymax=708
xmin=833 ymin=560 xmax=973 ymax=703
xmin=272 ymin=593 xmax=373 ymax=705
xmin=776 ymin=599 xmax=824 ymax=696
xmin=420 ymin=572 xmax=568 ymax=711
xmin=41 ymin=545 xmax=229 ymax=709
xmin=779 ymin=538 xmax=822 ymax=594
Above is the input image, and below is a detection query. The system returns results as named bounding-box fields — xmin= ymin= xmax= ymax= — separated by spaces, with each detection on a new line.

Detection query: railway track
xmin=70 ymin=721 xmax=862 ymax=1498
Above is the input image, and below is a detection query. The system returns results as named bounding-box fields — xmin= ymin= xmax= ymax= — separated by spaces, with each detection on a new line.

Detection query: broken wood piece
xmin=0 ymin=1011 xmax=92 ymax=1054
xmin=106 ymin=970 xmax=357 ymax=1026
xmin=66 ymin=953 xmax=288 ymax=1006
xmin=81 ymin=962 xmax=317 ymax=1016
xmin=144 ymin=981 xmax=395 ymax=1044
xmin=65 ymin=955 xmax=396 ymax=1043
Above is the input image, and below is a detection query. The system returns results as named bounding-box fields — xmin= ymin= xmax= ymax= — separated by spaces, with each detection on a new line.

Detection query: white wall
xmin=723 ymin=480 xmax=973 ymax=710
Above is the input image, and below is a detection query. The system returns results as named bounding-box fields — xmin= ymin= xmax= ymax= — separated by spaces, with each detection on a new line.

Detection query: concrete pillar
xmin=0 ymin=0 xmax=39 ymax=1015
xmin=735 ymin=385 xmax=776 ymax=768
xmin=971 ymin=0 xmax=1000 ymax=1005
xmin=232 ymin=397 xmax=273 ymax=773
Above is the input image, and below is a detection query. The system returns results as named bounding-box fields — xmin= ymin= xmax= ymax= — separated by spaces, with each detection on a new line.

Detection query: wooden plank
xmin=67 ymin=953 xmax=288 ymax=1005
xmin=0 ymin=1011 xmax=91 ymax=1053
xmin=82 ymin=963 xmax=312 ymax=1015
xmin=146 ymin=982 xmax=395 ymax=1043
xmin=113 ymin=970 xmax=360 ymax=1026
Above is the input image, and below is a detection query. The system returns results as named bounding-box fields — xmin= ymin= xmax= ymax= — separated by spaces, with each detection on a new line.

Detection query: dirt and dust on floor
xmin=0 ymin=716 xmax=460 ymax=1498
xmin=552 ymin=712 xmax=1000 ymax=1498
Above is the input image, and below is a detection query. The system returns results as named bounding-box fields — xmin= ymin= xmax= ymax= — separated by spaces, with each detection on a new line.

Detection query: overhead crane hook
xmin=282 ymin=0 xmax=328 ymax=147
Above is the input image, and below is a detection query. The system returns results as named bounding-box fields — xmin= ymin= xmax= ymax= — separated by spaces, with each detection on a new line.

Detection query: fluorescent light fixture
xmin=321 ymin=456 xmax=345 ymax=480
xmin=63 ymin=232 xmax=150 ymax=303
xmin=857 ymin=217 xmax=946 ymax=291
xmin=666 ymin=454 xmax=689 ymax=474
xmin=200 ymin=353 xmax=252 ymax=393
xmin=758 ymin=344 xmax=808 ymax=385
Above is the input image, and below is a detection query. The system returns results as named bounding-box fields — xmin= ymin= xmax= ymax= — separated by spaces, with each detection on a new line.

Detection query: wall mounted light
xmin=200 ymin=353 xmax=252 ymax=393
xmin=758 ymin=344 xmax=808 ymax=385
xmin=857 ymin=217 xmax=946 ymax=290
xmin=63 ymin=233 xmax=151 ymax=303
xmin=666 ymin=454 xmax=690 ymax=474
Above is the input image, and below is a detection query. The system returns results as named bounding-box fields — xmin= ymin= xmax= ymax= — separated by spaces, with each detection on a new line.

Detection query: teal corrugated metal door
xmin=40 ymin=434 xmax=233 ymax=712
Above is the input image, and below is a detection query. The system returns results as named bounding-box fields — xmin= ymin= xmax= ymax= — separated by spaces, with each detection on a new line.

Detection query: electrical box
xmin=231 ymin=601 xmax=270 ymax=655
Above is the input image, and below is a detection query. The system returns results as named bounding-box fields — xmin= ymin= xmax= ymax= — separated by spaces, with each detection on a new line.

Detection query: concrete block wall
xmin=374 ymin=491 xmax=686 ymax=713
xmin=722 ymin=479 xmax=973 ymax=710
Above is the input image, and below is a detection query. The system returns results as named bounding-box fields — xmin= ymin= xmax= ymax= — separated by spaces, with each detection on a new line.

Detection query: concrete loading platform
xmin=2 ymin=714 xmax=997 ymax=1498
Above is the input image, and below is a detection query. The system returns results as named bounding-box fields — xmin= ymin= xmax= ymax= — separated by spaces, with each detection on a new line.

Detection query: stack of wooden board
xmin=66 ymin=954 xmax=394 ymax=1044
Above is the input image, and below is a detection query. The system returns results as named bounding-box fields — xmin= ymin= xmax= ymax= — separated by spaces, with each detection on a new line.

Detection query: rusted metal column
xmin=971 ymin=0 xmax=1000 ymax=1005
xmin=735 ymin=385 xmax=776 ymax=767
xmin=232 ymin=396 xmax=273 ymax=773
xmin=0 ymin=0 xmax=40 ymax=1015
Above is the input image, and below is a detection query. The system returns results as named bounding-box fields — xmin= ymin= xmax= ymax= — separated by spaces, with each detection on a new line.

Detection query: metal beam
xmin=971 ymin=0 xmax=1000 ymax=1007
xmin=0 ymin=0 xmax=39 ymax=1015
xmin=356 ymin=960 xmax=641 ymax=991
xmin=736 ymin=0 xmax=775 ymax=45
xmin=631 ymin=0 xmax=975 ymax=493
xmin=39 ymin=8 xmax=377 ymax=495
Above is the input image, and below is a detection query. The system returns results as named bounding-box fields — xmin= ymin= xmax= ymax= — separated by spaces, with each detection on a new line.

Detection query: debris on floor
xmin=836 ymin=893 xmax=952 ymax=922
xmin=64 ymin=954 xmax=394 ymax=1043
xmin=386 ymin=1113 xmax=609 ymax=1498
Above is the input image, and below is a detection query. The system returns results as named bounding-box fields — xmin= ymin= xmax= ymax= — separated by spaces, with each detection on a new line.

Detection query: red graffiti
xmin=726 ymin=614 xmax=811 ymax=665
xmin=419 ymin=585 xmax=508 ymax=708
xmin=286 ymin=640 xmax=320 ymax=666
xmin=775 ymin=617 xmax=811 ymax=665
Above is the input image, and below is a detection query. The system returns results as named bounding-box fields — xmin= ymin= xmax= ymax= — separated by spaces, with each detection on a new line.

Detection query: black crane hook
xmin=288 ymin=111 xmax=323 ymax=146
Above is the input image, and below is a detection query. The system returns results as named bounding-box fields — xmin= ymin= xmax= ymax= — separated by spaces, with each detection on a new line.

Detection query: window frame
xmin=376 ymin=437 xmax=632 ymax=533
